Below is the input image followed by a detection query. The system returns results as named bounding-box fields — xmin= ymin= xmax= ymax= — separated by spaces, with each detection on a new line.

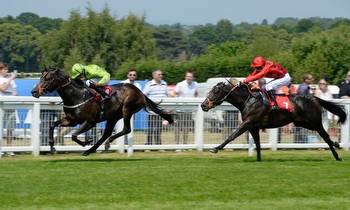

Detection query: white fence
xmin=0 ymin=96 xmax=349 ymax=156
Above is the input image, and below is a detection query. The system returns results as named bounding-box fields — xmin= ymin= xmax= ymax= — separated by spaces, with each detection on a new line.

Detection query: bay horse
xmin=31 ymin=68 xmax=173 ymax=156
xmin=201 ymin=82 xmax=347 ymax=161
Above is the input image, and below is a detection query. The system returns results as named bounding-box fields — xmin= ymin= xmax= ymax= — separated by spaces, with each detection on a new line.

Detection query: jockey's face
xmin=78 ymin=74 xmax=85 ymax=80
xmin=255 ymin=66 xmax=263 ymax=71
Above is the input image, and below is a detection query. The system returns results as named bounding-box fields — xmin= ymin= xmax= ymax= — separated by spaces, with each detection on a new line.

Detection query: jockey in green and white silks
xmin=71 ymin=63 xmax=112 ymax=99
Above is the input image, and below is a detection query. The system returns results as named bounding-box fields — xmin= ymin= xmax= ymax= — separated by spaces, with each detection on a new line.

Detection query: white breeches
xmin=265 ymin=73 xmax=291 ymax=91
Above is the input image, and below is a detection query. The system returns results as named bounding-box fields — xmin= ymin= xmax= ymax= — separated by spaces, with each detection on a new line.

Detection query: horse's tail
xmin=144 ymin=95 xmax=174 ymax=124
xmin=317 ymin=97 xmax=347 ymax=124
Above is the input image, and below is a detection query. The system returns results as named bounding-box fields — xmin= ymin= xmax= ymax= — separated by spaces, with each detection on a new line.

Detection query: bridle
xmin=57 ymin=77 xmax=72 ymax=89
xmin=38 ymin=70 xmax=93 ymax=109
xmin=206 ymin=82 xmax=240 ymax=107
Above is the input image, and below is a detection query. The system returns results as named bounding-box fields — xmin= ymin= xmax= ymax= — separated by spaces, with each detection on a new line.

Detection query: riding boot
xmin=260 ymin=92 xmax=270 ymax=107
xmin=267 ymin=90 xmax=278 ymax=110
xmin=95 ymin=87 xmax=111 ymax=120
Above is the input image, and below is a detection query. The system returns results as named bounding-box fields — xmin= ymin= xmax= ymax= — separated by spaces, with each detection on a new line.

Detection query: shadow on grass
xmin=241 ymin=158 xmax=327 ymax=162
xmin=207 ymin=155 xmax=328 ymax=163
xmin=47 ymin=158 xmax=151 ymax=163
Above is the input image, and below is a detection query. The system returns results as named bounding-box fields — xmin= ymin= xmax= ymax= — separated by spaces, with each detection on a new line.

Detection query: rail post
xmin=194 ymin=104 xmax=204 ymax=151
xmin=31 ymin=103 xmax=40 ymax=156
xmin=341 ymin=104 xmax=350 ymax=151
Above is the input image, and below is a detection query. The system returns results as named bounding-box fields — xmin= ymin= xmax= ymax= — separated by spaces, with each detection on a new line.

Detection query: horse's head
xmin=31 ymin=67 xmax=69 ymax=98
xmin=201 ymin=82 xmax=234 ymax=112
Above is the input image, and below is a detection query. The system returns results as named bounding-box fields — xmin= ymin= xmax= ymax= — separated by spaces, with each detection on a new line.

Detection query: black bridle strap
xmin=216 ymin=83 xmax=239 ymax=104
xmin=58 ymin=78 xmax=72 ymax=89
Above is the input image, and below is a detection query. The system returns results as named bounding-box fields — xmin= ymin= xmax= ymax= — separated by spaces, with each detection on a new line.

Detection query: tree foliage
xmin=40 ymin=8 xmax=156 ymax=75
xmin=1 ymin=9 xmax=350 ymax=85
xmin=0 ymin=23 xmax=41 ymax=71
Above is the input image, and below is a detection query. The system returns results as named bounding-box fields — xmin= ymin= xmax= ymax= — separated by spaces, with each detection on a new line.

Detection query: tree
xmin=215 ymin=19 xmax=234 ymax=43
xmin=295 ymin=19 xmax=315 ymax=33
xmin=40 ymin=7 xmax=156 ymax=76
xmin=261 ymin=19 xmax=268 ymax=25
xmin=291 ymin=25 xmax=350 ymax=83
xmin=116 ymin=14 xmax=156 ymax=63
xmin=188 ymin=24 xmax=217 ymax=55
xmin=153 ymin=25 xmax=188 ymax=59
xmin=0 ymin=23 xmax=42 ymax=71
xmin=16 ymin=12 xmax=62 ymax=33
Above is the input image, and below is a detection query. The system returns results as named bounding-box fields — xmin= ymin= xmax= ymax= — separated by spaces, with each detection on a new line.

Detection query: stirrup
xmin=270 ymin=104 xmax=279 ymax=110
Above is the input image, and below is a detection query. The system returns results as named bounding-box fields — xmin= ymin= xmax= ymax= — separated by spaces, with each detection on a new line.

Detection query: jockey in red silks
xmin=243 ymin=56 xmax=292 ymax=109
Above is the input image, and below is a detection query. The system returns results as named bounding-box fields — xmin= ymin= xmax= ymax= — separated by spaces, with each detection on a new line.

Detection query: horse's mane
xmin=72 ymin=78 xmax=85 ymax=88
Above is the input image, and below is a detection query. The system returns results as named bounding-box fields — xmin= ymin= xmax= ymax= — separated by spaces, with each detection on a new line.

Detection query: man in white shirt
xmin=174 ymin=71 xmax=198 ymax=144
xmin=121 ymin=69 xmax=141 ymax=90
xmin=0 ymin=63 xmax=17 ymax=155
xmin=0 ymin=63 xmax=17 ymax=96
xmin=143 ymin=70 xmax=168 ymax=145
xmin=175 ymin=71 xmax=198 ymax=98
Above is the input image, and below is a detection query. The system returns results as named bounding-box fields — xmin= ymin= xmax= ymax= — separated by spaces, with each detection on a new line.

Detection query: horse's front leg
xmin=71 ymin=121 xmax=96 ymax=147
xmin=249 ymin=129 xmax=261 ymax=161
xmin=49 ymin=118 xmax=76 ymax=154
xmin=211 ymin=121 xmax=251 ymax=153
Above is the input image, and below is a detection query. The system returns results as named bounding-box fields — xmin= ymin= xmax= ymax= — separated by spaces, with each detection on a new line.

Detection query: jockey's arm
xmin=96 ymin=72 xmax=110 ymax=86
xmin=87 ymin=65 xmax=111 ymax=86
xmin=243 ymin=62 xmax=273 ymax=83
xmin=244 ymin=70 xmax=265 ymax=83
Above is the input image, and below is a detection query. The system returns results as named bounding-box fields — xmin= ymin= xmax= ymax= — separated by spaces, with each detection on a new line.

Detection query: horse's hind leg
xmin=249 ymin=129 xmax=261 ymax=161
xmin=316 ymin=126 xmax=342 ymax=161
xmin=104 ymin=115 xmax=132 ymax=147
xmin=82 ymin=120 xmax=117 ymax=156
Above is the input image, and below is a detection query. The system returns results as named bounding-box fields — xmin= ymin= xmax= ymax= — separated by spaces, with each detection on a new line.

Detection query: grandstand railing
xmin=0 ymin=96 xmax=349 ymax=156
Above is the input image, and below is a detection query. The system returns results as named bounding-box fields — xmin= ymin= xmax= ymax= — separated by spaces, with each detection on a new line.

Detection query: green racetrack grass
xmin=0 ymin=150 xmax=350 ymax=210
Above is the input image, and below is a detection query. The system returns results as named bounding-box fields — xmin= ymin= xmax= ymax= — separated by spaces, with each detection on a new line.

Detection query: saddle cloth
xmin=275 ymin=95 xmax=293 ymax=112
xmin=93 ymin=85 xmax=113 ymax=102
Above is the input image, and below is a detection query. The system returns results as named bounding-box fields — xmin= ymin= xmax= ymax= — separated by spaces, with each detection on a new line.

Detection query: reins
xmin=214 ymin=81 xmax=254 ymax=107
xmin=63 ymin=97 xmax=94 ymax=109
xmin=58 ymin=78 xmax=72 ymax=89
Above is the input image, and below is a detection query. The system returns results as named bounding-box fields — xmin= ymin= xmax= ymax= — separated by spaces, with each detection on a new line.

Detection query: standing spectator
xmin=121 ymin=69 xmax=142 ymax=90
xmin=120 ymin=69 xmax=142 ymax=144
xmin=297 ymin=73 xmax=313 ymax=95
xmin=315 ymin=79 xmax=334 ymax=132
xmin=338 ymin=70 xmax=350 ymax=99
xmin=294 ymin=73 xmax=314 ymax=143
xmin=174 ymin=71 xmax=198 ymax=144
xmin=0 ymin=62 xmax=17 ymax=155
xmin=143 ymin=70 xmax=168 ymax=145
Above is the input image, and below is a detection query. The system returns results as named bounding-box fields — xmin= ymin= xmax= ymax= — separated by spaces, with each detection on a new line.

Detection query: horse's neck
xmin=57 ymin=84 xmax=89 ymax=106
xmin=225 ymin=88 xmax=250 ymax=112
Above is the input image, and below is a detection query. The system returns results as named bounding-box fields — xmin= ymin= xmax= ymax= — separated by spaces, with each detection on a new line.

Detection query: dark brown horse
xmin=31 ymin=68 xmax=173 ymax=156
xmin=201 ymin=82 xmax=346 ymax=161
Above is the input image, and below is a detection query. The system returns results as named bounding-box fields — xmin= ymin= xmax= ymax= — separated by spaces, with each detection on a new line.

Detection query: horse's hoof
xmin=84 ymin=140 xmax=93 ymax=147
xmin=50 ymin=147 xmax=56 ymax=154
xmin=105 ymin=143 xmax=110 ymax=151
xmin=334 ymin=142 xmax=340 ymax=149
xmin=210 ymin=149 xmax=219 ymax=153
xmin=336 ymin=158 xmax=343 ymax=161
xmin=82 ymin=151 xmax=90 ymax=156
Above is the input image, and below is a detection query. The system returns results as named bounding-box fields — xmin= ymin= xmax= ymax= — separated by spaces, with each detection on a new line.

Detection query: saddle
xmin=260 ymin=91 xmax=293 ymax=112
xmin=87 ymin=85 xmax=113 ymax=102
xmin=275 ymin=95 xmax=293 ymax=112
